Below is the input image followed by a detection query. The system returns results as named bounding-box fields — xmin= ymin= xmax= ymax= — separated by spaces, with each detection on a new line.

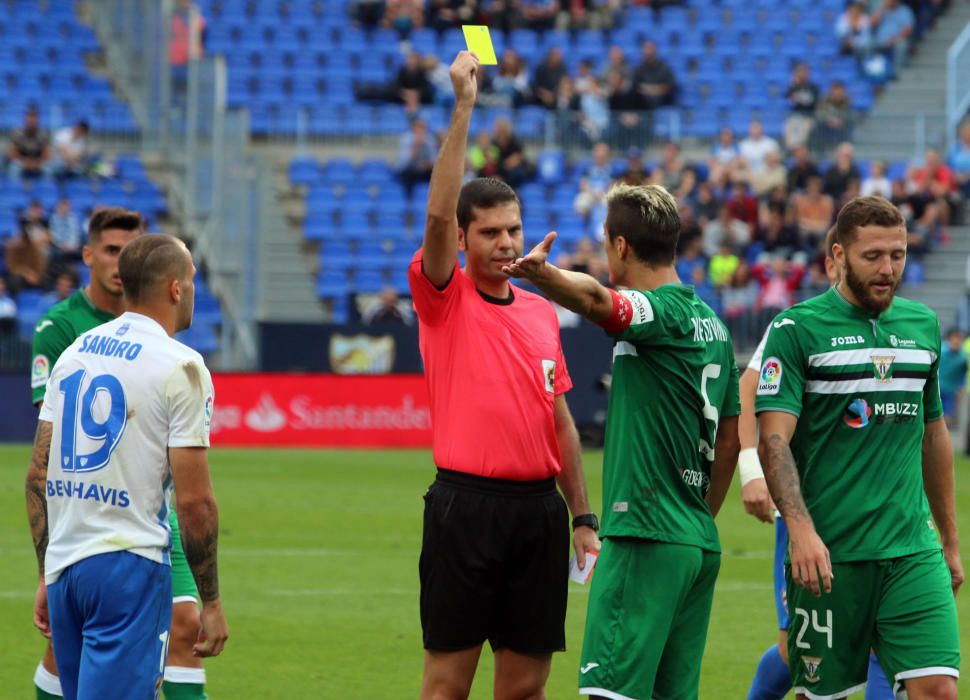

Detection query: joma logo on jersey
xmin=830 ymin=335 xmax=865 ymax=347
xmin=871 ymin=354 xmax=895 ymax=382
xmin=873 ymin=402 xmax=918 ymax=417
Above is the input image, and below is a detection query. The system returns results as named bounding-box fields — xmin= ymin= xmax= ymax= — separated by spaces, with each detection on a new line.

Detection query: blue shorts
xmin=773 ymin=516 xmax=789 ymax=630
xmin=48 ymin=551 xmax=172 ymax=700
xmin=941 ymin=391 xmax=956 ymax=418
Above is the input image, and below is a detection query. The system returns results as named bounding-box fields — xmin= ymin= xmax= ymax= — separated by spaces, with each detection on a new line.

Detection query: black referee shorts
xmin=419 ymin=467 xmax=570 ymax=654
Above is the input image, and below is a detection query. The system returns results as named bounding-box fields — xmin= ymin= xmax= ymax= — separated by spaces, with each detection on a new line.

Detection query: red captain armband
xmin=598 ymin=288 xmax=634 ymax=335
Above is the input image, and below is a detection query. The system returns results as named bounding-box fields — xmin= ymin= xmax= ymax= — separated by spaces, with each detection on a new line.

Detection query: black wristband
xmin=572 ymin=513 xmax=599 ymax=532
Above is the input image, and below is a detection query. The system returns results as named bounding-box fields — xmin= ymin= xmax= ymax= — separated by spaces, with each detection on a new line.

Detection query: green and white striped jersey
xmin=755 ymin=287 xmax=943 ymax=562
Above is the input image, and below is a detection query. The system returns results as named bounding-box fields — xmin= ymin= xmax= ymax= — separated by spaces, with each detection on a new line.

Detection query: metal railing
xmin=90 ymin=0 xmax=259 ymax=369
xmin=946 ymin=22 xmax=970 ymax=150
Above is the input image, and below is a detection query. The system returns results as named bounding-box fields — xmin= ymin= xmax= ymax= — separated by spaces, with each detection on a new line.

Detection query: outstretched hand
xmin=502 ymin=232 xmax=557 ymax=280
xmin=449 ymin=51 xmax=480 ymax=107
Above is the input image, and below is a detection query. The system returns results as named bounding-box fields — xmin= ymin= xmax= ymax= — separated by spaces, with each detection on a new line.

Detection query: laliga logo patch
xmin=843 ymin=398 xmax=872 ymax=428
xmin=757 ymin=357 xmax=782 ymax=395
xmin=541 ymin=359 xmax=556 ymax=393
xmin=31 ymin=355 xmax=50 ymax=389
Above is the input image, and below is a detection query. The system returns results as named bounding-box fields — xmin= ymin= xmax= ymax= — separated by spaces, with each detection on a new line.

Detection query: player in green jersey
xmin=503 ymin=183 xmax=741 ymax=700
xmin=29 ymin=208 xmax=210 ymax=700
xmin=757 ymin=196 xmax=962 ymax=700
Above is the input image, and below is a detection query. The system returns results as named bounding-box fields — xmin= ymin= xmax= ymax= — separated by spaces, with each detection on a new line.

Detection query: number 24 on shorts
xmin=793 ymin=607 xmax=833 ymax=649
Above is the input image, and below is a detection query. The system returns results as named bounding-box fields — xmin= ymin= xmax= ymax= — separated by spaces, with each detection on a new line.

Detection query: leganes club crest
xmin=870 ymin=354 xmax=895 ymax=383
xmin=802 ymin=656 xmax=823 ymax=684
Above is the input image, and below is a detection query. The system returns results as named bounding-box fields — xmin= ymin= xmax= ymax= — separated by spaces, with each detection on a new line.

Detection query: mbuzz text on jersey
xmin=78 ymin=333 xmax=144 ymax=361
xmin=47 ymin=479 xmax=131 ymax=508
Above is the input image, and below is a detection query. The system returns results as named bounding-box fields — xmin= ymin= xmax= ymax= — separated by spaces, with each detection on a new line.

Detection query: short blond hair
xmin=605 ymin=184 xmax=681 ymax=266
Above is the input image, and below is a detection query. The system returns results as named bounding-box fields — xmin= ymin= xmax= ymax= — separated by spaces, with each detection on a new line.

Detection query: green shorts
xmin=787 ymin=548 xmax=959 ymax=699
xmin=578 ymin=538 xmax=720 ymax=700
xmin=169 ymin=507 xmax=200 ymax=604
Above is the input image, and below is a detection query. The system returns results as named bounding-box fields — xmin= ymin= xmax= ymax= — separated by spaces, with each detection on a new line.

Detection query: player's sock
xmin=34 ymin=662 xmax=63 ymax=698
xmin=163 ymin=667 xmax=207 ymax=700
xmin=865 ymin=652 xmax=895 ymax=700
xmin=747 ymin=645 xmax=791 ymax=700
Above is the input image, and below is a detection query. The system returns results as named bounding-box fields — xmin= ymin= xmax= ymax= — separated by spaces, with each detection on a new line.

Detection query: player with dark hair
xmin=410 ymin=51 xmax=600 ymax=700
xmin=29 ymin=210 xmax=211 ymax=700
xmin=26 ymin=234 xmax=227 ymax=700
xmin=504 ymin=182 xmax=741 ymax=700
xmin=743 ymin=226 xmax=894 ymax=700
xmin=758 ymin=196 xmax=961 ymax=699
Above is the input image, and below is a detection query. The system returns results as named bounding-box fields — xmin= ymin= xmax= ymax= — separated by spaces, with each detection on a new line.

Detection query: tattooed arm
xmin=25 ymin=420 xmax=52 ymax=637
xmin=758 ymin=411 xmax=832 ymax=597
xmin=170 ymin=446 xmax=229 ymax=657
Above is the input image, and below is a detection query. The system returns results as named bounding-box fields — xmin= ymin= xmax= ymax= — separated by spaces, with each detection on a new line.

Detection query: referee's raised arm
xmin=421 ymin=51 xmax=479 ymax=286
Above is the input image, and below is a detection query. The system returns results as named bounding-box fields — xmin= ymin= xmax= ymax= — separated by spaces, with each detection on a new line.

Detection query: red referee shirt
xmin=408 ymin=248 xmax=572 ymax=480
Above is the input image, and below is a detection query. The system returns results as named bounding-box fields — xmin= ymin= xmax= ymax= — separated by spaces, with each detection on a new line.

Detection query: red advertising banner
xmin=210 ymin=374 xmax=431 ymax=447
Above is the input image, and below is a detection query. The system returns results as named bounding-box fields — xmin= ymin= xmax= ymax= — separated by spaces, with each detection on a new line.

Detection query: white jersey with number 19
xmin=39 ymin=312 xmax=214 ymax=585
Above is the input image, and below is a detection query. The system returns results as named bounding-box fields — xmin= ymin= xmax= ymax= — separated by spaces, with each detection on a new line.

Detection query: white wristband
xmin=737 ymin=447 xmax=765 ymax=486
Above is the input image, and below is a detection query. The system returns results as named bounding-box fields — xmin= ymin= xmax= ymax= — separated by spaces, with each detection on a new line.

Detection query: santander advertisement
xmin=210 ymin=374 xmax=432 ymax=447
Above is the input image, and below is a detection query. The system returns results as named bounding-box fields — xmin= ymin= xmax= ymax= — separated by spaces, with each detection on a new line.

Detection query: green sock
xmin=34 ymin=662 xmax=62 ymax=699
xmin=162 ymin=680 xmax=208 ymax=700
xmin=36 ymin=688 xmax=61 ymax=700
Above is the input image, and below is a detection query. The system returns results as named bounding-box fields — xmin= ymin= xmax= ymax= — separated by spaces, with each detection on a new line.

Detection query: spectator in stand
xmin=709 ymin=128 xmax=742 ymax=185
xmin=787 ymin=144 xmax=820 ymax=193
xmin=861 ymin=159 xmax=893 ymax=198
xmin=690 ymin=264 xmax=721 ymax=314
xmin=909 ymin=148 xmax=959 ymax=226
xmin=424 ymin=0 xmax=477 ymax=31
xmin=722 ymin=260 xmax=760 ymax=345
xmin=532 ymin=48 xmax=569 ymax=110
xmin=467 ymin=132 xmax=501 ymax=178
xmin=739 ymin=120 xmax=780 ymax=175
xmin=563 ymin=236 xmax=609 ymax=282
xmin=424 ymin=54 xmax=453 ymax=105
xmin=837 ymin=177 xmax=863 ymax=212
xmin=657 ymin=142 xmax=695 ymax=199
xmin=691 ymin=180 xmax=721 ymax=227
xmin=836 ymin=1 xmax=874 ymax=58
xmin=492 ymin=49 xmax=531 ymax=108
xmin=633 ymin=41 xmax=676 ymax=108
xmin=600 ymin=46 xmax=631 ymax=85
xmin=49 ymin=198 xmax=84 ymax=263
xmin=19 ymin=200 xmax=51 ymax=249
xmin=0 ymin=277 xmax=16 ymax=337
xmin=51 ymin=121 xmax=94 ymax=179
xmin=784 ymin=63 xmax=819 ymax=150
xmin=521 ymin=0 xmax=558 ymax=31
xmin=481 ymin=0 xmax=520 ymax=34
xmin=753 ymin=257 xmax=806 ymax=326
xmin=760 ymin=204 xmax=801 ymax=257
xmin=703 ymin=205 xmax=751 ymax=259
xmin=575 ymin=59 xmax=598 ymax=95
xmin=675 ymin=233 xmax=707 ymax=282
xmin=363 ymin=288 xmax=414 ymax=325
xmin=5 ymin=227 xmax=48 ymax=293
xmin=709 ymin=240 xmax=740 ymax=288
xmin=822 ymin=142 xmax=861 ymax=199
xmin=7 ymin=107 xmax=51 ymax=180
xmin=939 ymin=328 xmax=968 ymax=429
xmin=801 ymin=257 xmax=831 ymax=298
xmin=353 ymin=0 xmax=386 ymax=28
xmin=750 ymin=149 xmax=788 ymax=199
xmin=605 ymin=70 xmax=644 ymax=150
xmin=554 ymin=75 xmax=583 ymax=140
xmin=573 ymin=142 xmax=612 ymax=230
xmin=170 ymin=0 xmax=205 ymax=67
xmin=948 ymin=122 xmax=970 ymax=197
xmin=891 ymin=177 xmax=938 ymax=256
xmin=42 ymin=270 xmax=78 ymax=308
xmin=493 ymin=117 xmax=533 ymax=187
xmin=793 ymin=175 xmax=835 ymax=247
xmin=726 ymin=180 xmax=760 ymax=232
xmin=872 ymin=0 xmax=914 ymax=73
xmin=394 ymin=51 xmax=433 ymax=113
xmin=759 ymin=185 xmax=792 ymax=230
xmin=397 ymin=118 xmax=437 ymax=195
xmin=679 ymin=200 xmax=703 ymax=244
xmin=384 ymin=0 xmax=425 ymax=35
xmin=814 ymin=81 xmax=854 ymax=150
xmin=616 ymin=146 xmax=650 ymax=186
xmin=578 ymin=77 xmax=610 ymax=143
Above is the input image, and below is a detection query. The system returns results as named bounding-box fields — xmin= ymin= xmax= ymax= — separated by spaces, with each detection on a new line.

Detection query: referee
xmin=409 ymin=51 xmax=600 ymax=699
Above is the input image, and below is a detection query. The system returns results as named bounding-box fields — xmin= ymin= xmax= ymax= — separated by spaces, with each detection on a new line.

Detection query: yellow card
xmin=462 ymin=25 xmax=498 ymax=65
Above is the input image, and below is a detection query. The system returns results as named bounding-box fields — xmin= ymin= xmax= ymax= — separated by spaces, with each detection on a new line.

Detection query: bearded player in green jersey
xmin=29 ymin=208 xmax=210 ymax=700
xmin=504 ymin=183 xmax=741 ymax=700
xmin=757 ymin=196 xmax=962 ymax=700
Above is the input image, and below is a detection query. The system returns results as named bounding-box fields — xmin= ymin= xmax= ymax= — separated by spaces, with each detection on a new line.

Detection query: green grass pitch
xmin=1 ymin=446 xmax=968 ymax=698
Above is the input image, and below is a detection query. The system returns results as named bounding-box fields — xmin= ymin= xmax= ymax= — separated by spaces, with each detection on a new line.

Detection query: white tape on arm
xmin=737 ymin=447 xmax=765 ymax=486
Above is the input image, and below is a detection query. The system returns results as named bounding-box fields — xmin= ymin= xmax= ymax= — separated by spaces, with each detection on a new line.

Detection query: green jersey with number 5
xmin=600 ymin=286 xmax=740 ymax=552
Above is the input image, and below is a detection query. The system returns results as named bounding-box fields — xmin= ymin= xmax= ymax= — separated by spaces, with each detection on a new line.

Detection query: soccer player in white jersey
xmin=743 ymin=227 xmax=893 ymax=700
xmin=25 ymin=234 xmax=229 ymax=700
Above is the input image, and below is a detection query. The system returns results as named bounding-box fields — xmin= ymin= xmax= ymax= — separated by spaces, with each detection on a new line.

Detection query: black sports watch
xmin=572 ymin=513 xmax=600 ymax=532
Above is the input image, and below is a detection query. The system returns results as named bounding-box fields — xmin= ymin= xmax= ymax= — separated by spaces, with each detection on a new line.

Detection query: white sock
xmin=34 ymin=662 xmax=63 ymax=696
xmin=163 ymin=666 xmax=206 ymax=684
